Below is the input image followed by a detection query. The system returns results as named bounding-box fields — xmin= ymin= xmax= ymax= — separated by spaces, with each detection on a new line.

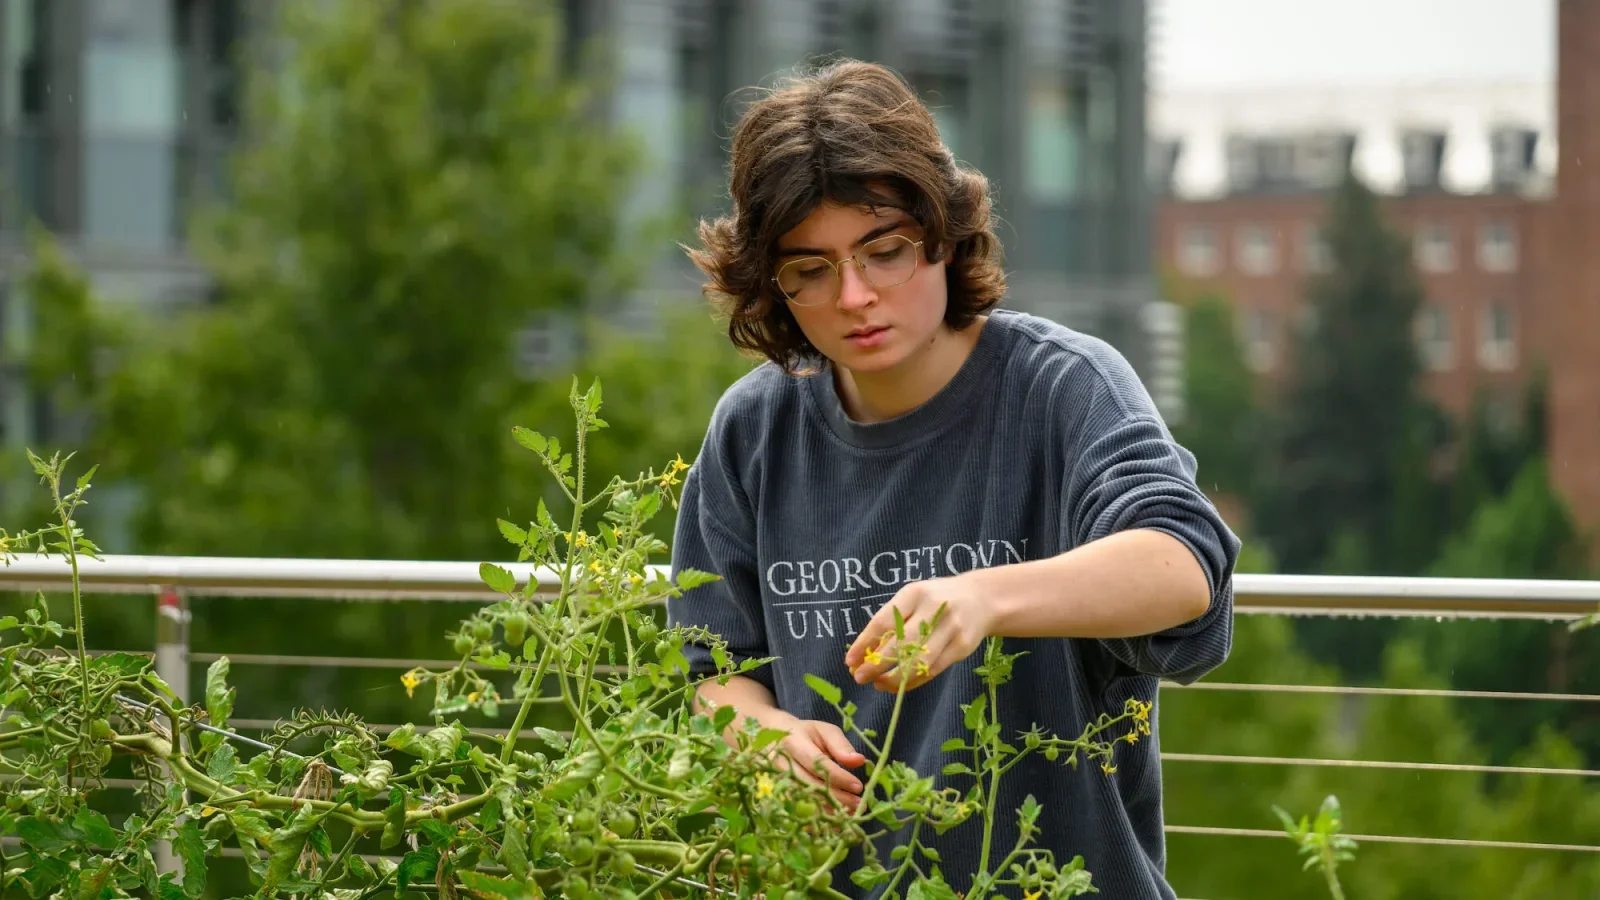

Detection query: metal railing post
xmin=153 ymin=586 xmax=189 ymax=878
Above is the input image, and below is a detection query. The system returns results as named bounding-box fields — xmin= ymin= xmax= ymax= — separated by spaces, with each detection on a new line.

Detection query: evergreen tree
xmin=1171 ymin=293 xmax=1262 ymax=505
xmin=1252 ymin=174 xmax=1430 ymax=575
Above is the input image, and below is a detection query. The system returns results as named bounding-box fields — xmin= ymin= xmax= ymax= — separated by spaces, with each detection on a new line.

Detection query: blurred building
xmin=1152 ymin=102 xmax=1550 ymax=424
xmin=1150 ymin=0 xmax=1600 ymax=549
xmin=1551 ymin=0 xmax=1600 ymax=555
xmin=0 ymin=0 xmax=246 ymax=447
xmin=579 ymin=0 xmax=1170 ymax=405
xmin=0 ymin=0 xmax=1174 ymax=440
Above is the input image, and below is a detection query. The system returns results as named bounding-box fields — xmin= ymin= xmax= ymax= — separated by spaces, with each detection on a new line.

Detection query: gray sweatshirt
xmin=667 ymin=309 xmax=1240 ymax=899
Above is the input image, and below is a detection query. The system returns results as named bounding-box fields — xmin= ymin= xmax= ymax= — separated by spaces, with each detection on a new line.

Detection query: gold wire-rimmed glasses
xmin=771 ymin=234 xmax=924 ymax=307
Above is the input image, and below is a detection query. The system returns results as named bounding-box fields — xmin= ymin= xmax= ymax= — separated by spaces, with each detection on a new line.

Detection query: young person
xmin=666 ymin=59 xmax=1240 ymax=900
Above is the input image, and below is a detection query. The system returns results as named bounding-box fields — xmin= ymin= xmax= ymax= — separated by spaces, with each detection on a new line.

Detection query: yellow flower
xmin=572 ymin=532 xmax=589 ymax=548
xmin=754 ymin=774 xmax=774 ymax=799
xmin=1100 ymin=761 xmax=1118 ymax=775
xmin=401 ymin=671 xmax=423 ymax=698
xmin=199 ymin=806 xmax=220 ymax=817
xmin=589 ymin=560 xmax=602 ymax=574
xmin=467 ymin=691 xmax=481 ymax=704
xmin=1024 ymin=892 xmax=1043 ymax=900
xmin=629 ymin=572 xmax=644 ymax=585
xmin=913 ymin=659 xmax=930 ymax=677
xmin=863 ymin=647 xmax=885 ymax=667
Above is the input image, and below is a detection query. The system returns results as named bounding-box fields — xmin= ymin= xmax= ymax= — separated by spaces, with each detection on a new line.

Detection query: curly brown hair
xmin=685 ymin=59 xmax=1006 ymax=373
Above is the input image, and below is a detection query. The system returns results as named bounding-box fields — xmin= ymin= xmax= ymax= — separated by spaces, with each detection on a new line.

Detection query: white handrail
xmin=1 ymin=553 xmax=1597 ymax=618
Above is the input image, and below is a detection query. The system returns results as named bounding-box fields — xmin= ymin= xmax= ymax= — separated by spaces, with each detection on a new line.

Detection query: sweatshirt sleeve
xmin=1059 ymin=353 xmax=1242 ymax=686
xmin=665 ymin=416 xmax=776 ymax=693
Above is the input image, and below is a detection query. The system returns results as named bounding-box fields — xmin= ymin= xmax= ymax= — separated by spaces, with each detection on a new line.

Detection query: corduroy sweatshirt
xmin=666 ymin=309 xmax=1241 ymax=899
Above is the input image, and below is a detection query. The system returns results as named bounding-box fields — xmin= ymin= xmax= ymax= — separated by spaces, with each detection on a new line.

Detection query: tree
xmin=33 ymin=0 xmax=645 ymax=563
xmin=1171 ymin=293 xmax=1262 ymax=505
xmin=1252 ymin=174 xmax=1430 ymax=575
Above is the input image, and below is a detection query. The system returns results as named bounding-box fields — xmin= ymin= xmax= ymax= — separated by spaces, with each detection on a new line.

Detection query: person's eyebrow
xmin=777 ymin=218 xmax=913 ymax=258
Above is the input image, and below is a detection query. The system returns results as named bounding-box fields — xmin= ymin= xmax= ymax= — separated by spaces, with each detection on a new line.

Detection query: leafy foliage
xmin=1 ymin=386 xmax=1154 ymax=900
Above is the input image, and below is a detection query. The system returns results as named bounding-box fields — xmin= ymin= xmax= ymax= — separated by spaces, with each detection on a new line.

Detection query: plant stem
xmin=316 ymin=827 xmax=367 ymax=894
xmin=852 ymin=679 xmax=909 ymax=816
xmin=1321 ymin=846 xmax=1345 ymax=900
xmin=54 ymin=473 xmax=91 ymax=731
xmin=503 ymin=416 xmax=589 ymax=761
xmin=973 ymin=670 xmax=1003 ymax=897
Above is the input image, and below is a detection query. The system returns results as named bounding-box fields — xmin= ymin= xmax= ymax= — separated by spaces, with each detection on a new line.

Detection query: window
xmin=1414 ymin=221 xmax=1456 ymax=273
xmin=1300 ymin=223 xmax=1332 ymax=273
xmin=1177 ymin=224 xmax=1220 ymax=276
xmin=1236 ymin=224 xmax=1279 ymax=276
xmin=1240 ymin=307 xmax=1277 ymax=373
xmin=1025 ymin=78 xmax=1082 ymax=202
xmin=1477 ymin=302 xmax=1516 ymax=371
xmin=1415 ymin=305 xmax=1455 ymax=371
xmin=1478 ymin=220 xmax=1518 ymax=273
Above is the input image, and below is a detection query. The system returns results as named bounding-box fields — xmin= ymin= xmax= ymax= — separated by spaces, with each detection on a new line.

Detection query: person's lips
xmin=844 ymin=325 xmax=891 ymax=348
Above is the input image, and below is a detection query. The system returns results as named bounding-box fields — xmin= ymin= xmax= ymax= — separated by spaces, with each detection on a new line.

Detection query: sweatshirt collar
xmin=807 ymin=310 xmax=1013 ymax=451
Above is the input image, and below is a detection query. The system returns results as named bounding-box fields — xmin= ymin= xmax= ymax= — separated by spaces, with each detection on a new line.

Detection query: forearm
xmin=975 ymin=528 xmax=1212 ymax=640
xmin=695 ymin=674 xmax=793 ymax=744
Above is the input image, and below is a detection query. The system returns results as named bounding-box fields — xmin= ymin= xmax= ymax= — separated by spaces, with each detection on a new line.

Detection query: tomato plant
xmin=0 ymin=379 xmax=1151 ymax=899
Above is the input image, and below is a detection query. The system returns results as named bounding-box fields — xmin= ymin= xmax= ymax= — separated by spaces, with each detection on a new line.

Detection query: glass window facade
xmin=83 ymin=0 xmax=185 ymax=248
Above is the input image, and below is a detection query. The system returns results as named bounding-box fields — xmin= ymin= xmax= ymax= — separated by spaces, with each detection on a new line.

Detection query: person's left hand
xmin=844 ymin=576 xmax=994 ymax=692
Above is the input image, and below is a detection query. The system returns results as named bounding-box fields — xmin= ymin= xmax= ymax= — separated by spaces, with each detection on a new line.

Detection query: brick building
xmin=1151 ymin=1 xmax=1599 ymax=547
xmin=1551 ymin=0 xmax=1600 ymax=553
xmin=1154 ymin=117 xmax=1549 ymax=416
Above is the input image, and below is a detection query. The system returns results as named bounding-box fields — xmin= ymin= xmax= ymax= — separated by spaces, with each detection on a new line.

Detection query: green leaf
xmin=173 ymin=819 xmax=208 ymax=898
xmin=962 ymin=696 xmax=987 ymax=732
xmin=804 ymin=673 xmax=841 ymax=706
xmin=752 ymin=727 xmax=790 ymax=751
xmin=0 ymin=615 xmax=17 ymax=631
xmin=939 ymin=738 xmax=966 ymax=753
xmin=496 ymin=519 xmax=528 ymax=545
xmin=91 ymin=651 xmax=148 ymax=676
xmin=265 ymin=804 xmax=318 ymax=889
xmin=712 ymin=704 xmax=737 ymax=733
xmin=531 ymin=727 xmax=568 ymax=751
xmin=940 ymin=763 xmax=974 ymax=777
xmin=201 ymin=658 xmax=234 ymax=753
xmin=15 ymin=817 xmax=77 ymax=853
xmin=480 ymin=562 xmax=515 ymax=594
xmin=206 ymin=742 xmax=239 ymax=784
xmin=499 ymin=821 xmax=529 ymax=881
xmin=459 ymin=871 xmax=530 ymax=900
xmin=155 ymin=874 xmax=187 ymax=900
xmin=395 ymin=847 xmax=440 ymax=897
xmin=906 ymin=876 xmax=961 ymax=900
xmin=674 ymin=568 xmax=720 ymax=590
xmin=512 ymin=427 xmax=547 ymax=453
xmin=381 ymin=788 xmax=408 ymax=848
xmin=71 ymin=807 xmax=117 ymax=848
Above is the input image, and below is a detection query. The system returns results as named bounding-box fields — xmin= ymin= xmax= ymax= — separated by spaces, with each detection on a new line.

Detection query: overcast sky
xmin=1153 ymin=0 xmax=1556 ymax=92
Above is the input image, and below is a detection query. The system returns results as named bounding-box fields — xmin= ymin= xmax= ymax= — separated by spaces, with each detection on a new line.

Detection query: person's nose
xmin=836 ymin=260 xmax=878 ymax=311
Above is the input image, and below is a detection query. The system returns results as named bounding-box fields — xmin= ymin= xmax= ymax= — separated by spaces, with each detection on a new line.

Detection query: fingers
xmin=811 ymin=721 xmax=867 ymax=769
xmin=779 ymin=736 xmax=862 ymax=811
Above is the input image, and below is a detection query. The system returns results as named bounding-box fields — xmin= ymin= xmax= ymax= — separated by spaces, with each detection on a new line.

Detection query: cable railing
xmin=5 ymin=553 xmax=1599 ymax=879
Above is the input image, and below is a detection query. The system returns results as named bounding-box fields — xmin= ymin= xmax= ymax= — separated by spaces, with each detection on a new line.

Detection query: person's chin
xmin=828 ymin=340 xmax=907 ymax=374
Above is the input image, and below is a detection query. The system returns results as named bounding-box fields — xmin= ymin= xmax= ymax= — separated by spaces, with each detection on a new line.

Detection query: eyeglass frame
xmin=769 ymin=233 xmax=926 ymax=307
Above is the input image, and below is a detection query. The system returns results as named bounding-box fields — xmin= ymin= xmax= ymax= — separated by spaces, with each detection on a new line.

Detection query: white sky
xmin=1153 ymin=0 xmax=1556 ymax=91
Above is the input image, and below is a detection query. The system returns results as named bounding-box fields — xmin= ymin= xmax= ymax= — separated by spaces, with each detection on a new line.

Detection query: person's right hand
xmin=764 ymin=713 xmax=867 ymax=812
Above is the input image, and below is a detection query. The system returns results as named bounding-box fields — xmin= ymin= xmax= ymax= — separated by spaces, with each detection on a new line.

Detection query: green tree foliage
xmin=1253 ymin=174 xmax=1429 ymax=576
xmin=1164 ymin=627 xmax=1600 ymax=898
xmin=1172 ymin=294 xmax=1261 ymax=503
xmin=29 ymin=0 xmax=643 ymax=562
